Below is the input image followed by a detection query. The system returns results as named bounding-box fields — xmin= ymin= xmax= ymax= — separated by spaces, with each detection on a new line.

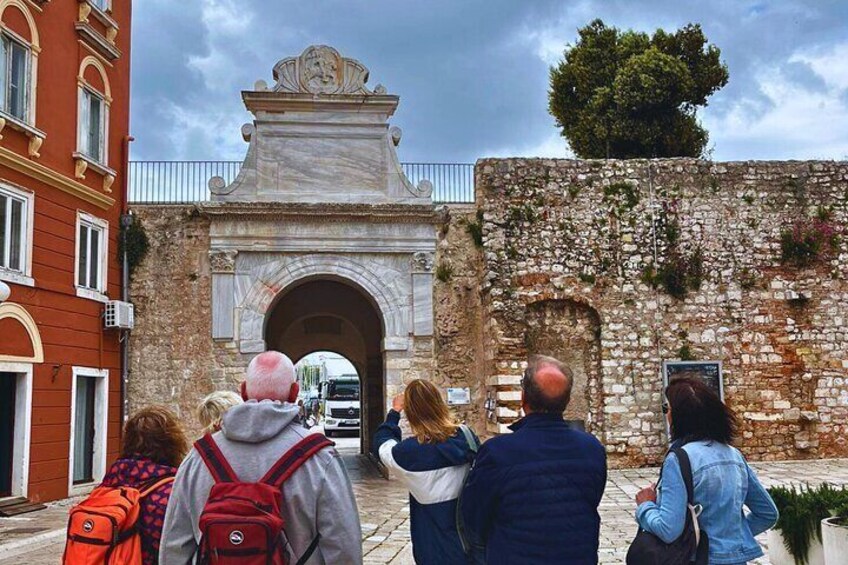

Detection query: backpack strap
xmin=671 ymin=447 xmax=695 ymax=504
xmin=194 ymin=433 xmax=239 ymax=483
xmin=295 ymin=534 xmax=321 ymax=565
xmin=458 ymin=424 xmax=479 ymax=454
xmin=261 ymin=434 xmax=335 ymax=488
xmin=139 ymin=476 xmax=175 ymax=498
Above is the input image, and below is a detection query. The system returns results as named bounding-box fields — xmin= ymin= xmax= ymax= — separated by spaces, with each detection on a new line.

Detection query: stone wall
xmin=128 ymin=206 xmax=213 ymax=434
xmin=129 ymin=158 xmax=848 ymax=467
xmin=476 ymin=158 xmax=848 ymax=467
xmin=433 ymin=205 xmax=488 ymax=430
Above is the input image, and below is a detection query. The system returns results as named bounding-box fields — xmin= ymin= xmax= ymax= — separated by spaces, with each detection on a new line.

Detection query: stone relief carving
xmin=209 ymin=250 xmax=238 ymax=273
xmin=411 ymin=252 xmax=434 ymax=272
xmin=272 ymin=45 xmax=377 ymax=95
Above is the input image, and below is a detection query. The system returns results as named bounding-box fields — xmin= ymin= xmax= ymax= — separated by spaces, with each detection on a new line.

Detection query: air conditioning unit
xmin=104 ymin=300 xmax=134 ymax=330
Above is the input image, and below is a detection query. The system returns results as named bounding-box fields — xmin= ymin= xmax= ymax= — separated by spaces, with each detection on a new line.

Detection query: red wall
xmin=0 ymin=0 xmax=131 ymax=502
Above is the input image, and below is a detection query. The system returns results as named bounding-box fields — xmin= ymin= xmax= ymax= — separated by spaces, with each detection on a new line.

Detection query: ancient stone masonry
xmin=476 ymin=158 xmax=848 ymax=467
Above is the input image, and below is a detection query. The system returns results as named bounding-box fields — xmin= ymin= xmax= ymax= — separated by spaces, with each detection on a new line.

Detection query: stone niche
xmin=524 ymin=299 xmax=603 ymax=432
xmin=202 ymin=46 xmax=439 ymax=453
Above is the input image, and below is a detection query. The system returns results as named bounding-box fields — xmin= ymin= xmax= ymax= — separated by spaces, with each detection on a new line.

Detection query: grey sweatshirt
xmin=159 ymin=400 xmax=362 ymax=564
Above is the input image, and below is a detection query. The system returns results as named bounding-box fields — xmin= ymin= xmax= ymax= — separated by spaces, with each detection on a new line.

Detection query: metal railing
xmin=128 ymin=161 xmax=475 ymax=204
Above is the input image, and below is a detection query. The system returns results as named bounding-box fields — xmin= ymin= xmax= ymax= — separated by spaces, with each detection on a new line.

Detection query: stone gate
xmin=178 ymin=45 xmax=438 ymax=453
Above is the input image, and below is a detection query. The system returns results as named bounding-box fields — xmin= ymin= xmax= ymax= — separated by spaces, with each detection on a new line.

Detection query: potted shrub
xmin=822 ymin=500 xmax=848 ymax=565
xmin=767 ymin=484 xmax=847 ymax=565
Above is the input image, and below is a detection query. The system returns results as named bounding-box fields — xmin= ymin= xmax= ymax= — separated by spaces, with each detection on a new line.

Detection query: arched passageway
xmin=265 ymin=279 xmax=385 ymax=454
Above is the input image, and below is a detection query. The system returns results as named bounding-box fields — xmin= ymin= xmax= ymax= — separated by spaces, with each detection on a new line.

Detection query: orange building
xmin=0 ymin=0 xmax=131 ymax=504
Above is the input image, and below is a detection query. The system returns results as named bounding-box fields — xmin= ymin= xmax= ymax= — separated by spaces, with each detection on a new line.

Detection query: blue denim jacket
xmin=635 ymin=441 xmax=779 ymax=564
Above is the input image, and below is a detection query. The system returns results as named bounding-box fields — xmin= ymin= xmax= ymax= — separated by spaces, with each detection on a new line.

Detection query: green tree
xmin=549 ymin=19 xmax=728 ymax=159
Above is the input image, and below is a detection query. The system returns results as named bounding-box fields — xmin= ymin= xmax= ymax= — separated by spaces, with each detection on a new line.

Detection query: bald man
xmin=160 ymin=351 xmax=362 ymax=564
xmin=460 ymin=355 xmax=607 ymax=564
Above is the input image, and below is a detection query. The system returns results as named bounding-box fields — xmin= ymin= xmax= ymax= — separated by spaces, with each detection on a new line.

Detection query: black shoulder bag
xmin=455 ymin=425 xmax=486 ymax=565
xmin=626 ymin=447 xmax=709 ymax=565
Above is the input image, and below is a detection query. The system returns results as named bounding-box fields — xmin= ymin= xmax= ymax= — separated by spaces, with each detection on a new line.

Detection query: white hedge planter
xmin=768 ymin=528 xmax=825 ymax=565
xmin=822 ymin=517 xmax=848 ymax=564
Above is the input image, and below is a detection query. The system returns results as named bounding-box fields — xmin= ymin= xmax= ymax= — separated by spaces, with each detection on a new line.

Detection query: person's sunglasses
xmin=661 ymin=402 xmax=669 ymax=415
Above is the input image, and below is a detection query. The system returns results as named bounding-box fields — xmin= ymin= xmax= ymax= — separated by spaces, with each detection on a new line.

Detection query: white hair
xmin=245 ymin=351 xmax=296 ymax=401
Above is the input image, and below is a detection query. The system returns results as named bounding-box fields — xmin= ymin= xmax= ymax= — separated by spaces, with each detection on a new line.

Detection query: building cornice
xmin=242 ymin=91 xmax=399 ymax=116
xmin=0 ymin=146 xmax=115 ymax=209
xmin=198 ymin=201 xmax=441 ymax=224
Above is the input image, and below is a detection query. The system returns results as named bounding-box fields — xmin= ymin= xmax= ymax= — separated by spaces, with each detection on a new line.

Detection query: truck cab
xmin=321 ymin=375 xmax=360 ymax=437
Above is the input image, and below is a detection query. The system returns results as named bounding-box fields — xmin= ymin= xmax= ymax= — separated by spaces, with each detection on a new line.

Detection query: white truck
xmin=321 ymin=375 xmax=360 ymax=437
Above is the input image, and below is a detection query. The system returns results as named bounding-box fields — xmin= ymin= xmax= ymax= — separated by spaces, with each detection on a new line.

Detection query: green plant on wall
xmin=677 ymin=344 xmax=694 ymax=361
xmin=643 ymin=246 xmax=704 ymax=299
xmin=506 ymin=203 xmax=539 ymax=227
xmin=602 ymin=181 xmax=640 ymax=218
xmin=578 ymin=272 xmax=596 ymax=285
xmin=119 ymin=214 xmax=150 ymax=277
xmin=435 ymin=262 xmax=454 ymax=283
xmin=738 ymin=267 xmax=760 ymax=290
xmin=466 ymin=209 xmax=484 ymax=248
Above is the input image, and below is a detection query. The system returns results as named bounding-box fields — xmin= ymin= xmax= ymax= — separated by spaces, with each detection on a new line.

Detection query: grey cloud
xmin=130 ymin=0 xmax=848 ymax=162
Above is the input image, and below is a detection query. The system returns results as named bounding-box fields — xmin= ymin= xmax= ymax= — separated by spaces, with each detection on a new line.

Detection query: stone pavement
xmin=2 ymin=439 xmax=846 ymax=564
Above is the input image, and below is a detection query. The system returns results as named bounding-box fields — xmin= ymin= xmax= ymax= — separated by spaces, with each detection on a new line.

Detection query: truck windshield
xmin=328 ymin=381 xmax=359 ymax=400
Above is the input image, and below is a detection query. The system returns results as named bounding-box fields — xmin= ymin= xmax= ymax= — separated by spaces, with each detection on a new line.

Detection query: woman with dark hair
xmin=634 ymin=377 xmax=779 ymax=564
xmin=372 ymin=379 xmax=479 ymax=565
xmin=100 ymin=406 xmax=189 ymax=565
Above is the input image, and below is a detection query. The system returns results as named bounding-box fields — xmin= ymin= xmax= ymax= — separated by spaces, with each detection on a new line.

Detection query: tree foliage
xmin=549 ymin=19 xmax=729 ymax=159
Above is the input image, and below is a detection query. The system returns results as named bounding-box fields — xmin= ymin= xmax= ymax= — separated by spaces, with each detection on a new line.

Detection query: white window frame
xmin=0 ymin=181 xmax=34 ymax=287
xmin=0 ymin=362 xmax=33 ymax=498
xmin=87 ymin=0 xmax=111 ymax=14
xmin=0 ymin=28 xmax=32 ymax=125
xmin=68 ymin=366 xmax=108 ymax=496
xmin=77 ymin=85 xmax=109 ymax=167
xmin=74 ymin=211 xmax=108 ymax=302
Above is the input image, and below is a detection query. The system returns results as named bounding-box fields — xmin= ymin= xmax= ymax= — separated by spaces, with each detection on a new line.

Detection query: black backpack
xmin=626 ymin=447 xmax=709 ymax=565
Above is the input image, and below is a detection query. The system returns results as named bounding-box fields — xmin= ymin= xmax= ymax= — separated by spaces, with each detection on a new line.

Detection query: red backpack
xmin=194 ymin=432 xmax=334 ymax=565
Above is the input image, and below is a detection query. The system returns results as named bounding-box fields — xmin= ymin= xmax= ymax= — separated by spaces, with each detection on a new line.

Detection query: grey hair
xmin=522 ymin=355 xmax=574 ymax=414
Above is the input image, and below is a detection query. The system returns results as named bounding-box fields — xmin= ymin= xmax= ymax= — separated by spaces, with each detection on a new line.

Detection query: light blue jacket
xmin=635 ymin=441 xmax=779 ymax=564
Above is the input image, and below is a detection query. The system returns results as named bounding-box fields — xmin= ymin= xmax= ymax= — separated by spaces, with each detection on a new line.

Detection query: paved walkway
xmin=2 ymin=434 xmax=846 ymax=564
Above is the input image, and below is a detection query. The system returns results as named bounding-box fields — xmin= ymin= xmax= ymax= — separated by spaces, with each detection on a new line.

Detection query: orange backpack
xmin=62 ymin=476 xmax=174 ymax=564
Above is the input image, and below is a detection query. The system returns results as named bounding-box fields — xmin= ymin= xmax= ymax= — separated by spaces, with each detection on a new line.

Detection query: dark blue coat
xmin=460 ymin=413 xmax=607 ymax=565
xmin=372 ymin=410 xmax=478 ymax=565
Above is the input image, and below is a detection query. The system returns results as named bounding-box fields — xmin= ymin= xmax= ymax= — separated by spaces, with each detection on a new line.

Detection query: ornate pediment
xmin=271 ymin=45 xmax=386 ymax=95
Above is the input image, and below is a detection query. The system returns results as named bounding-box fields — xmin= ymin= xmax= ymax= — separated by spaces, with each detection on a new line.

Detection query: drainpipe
xmin=120 ymin=136 xmax=134 ymax=423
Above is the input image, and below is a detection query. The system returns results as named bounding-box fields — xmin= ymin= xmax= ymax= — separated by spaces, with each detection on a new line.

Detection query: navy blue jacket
xmin=372 ymin=410 xmax=478 ymax=565
xmin=461 ymin=413 xmax=607 ymax=565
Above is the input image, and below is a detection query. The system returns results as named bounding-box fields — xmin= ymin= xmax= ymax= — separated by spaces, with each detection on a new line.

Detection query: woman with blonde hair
xmin=372 ymin=379 xmax=479 ymax=565
xmin=196 ymin=390 xmax=243 ymax=434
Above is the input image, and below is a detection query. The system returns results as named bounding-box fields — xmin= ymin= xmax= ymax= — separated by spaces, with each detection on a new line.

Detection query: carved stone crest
xmin=272 ymin=45 xmax=378 ymax=95
xmin=209 ymin=250 xmax=237 ymax=273
xmin=411 ymin=252 xmax=434 ymax=273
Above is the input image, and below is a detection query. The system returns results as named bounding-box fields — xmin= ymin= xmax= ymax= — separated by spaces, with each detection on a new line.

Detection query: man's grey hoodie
xmin=159 ymin=400 xmax=363 ymax=564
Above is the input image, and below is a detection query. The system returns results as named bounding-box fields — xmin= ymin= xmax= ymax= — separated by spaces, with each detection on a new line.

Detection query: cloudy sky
xmin=131 ymin=0 xmax=848 ymax=163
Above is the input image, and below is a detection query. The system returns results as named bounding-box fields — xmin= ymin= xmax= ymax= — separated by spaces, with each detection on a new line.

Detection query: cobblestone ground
xmin=2 ymin=435 xmax=846 ymax=564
